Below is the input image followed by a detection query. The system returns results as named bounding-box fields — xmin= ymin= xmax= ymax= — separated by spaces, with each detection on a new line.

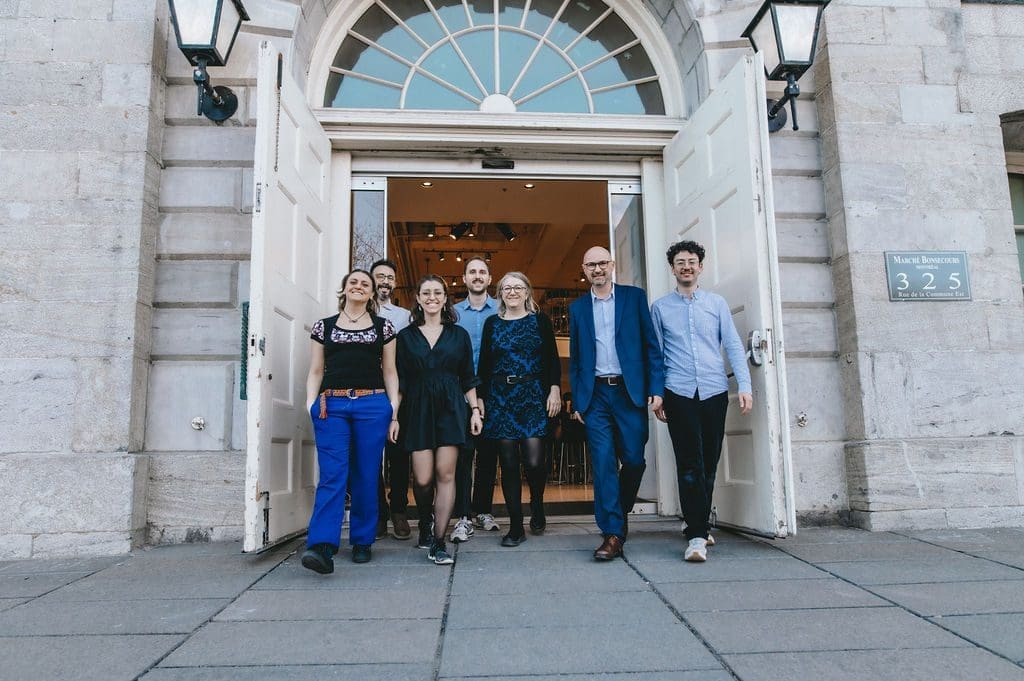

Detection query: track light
xmin=450 ymin=222 xmax=473 ymax=239
xmin=455 ymin=252 xmax=463 ymax=262
xmin=439 ymin=252 xmax=446 ymax=262
xmin=485 ymin=252 xmax=491 ymax=262
xmin=426 ymin=223 xmax=435 ymax=238
xmin=497 ymin=223 xmax=517 ymax=241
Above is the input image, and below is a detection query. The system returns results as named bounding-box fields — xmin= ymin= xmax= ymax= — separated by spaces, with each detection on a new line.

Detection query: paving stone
xmin=661 ymin=578 xmax=886 ymax=612
xmin=933 ymin=613 xmax=1024 ymax=663
xmin=215 ymin=588 xmax=445 ymax=621
xmin=0 ymin=598 xmax=228 ymax=635
xmin=817 ymin=556 xmax=1024 ymax=585
xmin=255 ymin=560 xmax=451 ymax=591
xmin=439 ymin=623 xmax=722 ymax=677
xmin=450 ymin=548 xmax=597 ymax=569
xmin=160 ymin=621 xmax=439 ymax=666
xmin=0 ymin=555 xmax=122 ymax=574
xmin=444 ymin=674 xmax=733 ymax=681
xmin=453 ymin=532 xmax=602 ymax=553
xmin=0 ymin=634 xmax=186 ymax=681
xmin=904 ymin=527 xmax=1024 ymax=551
xmin=631 ymin=556 xmax=830 ymax=584
xmin=141 ymin=665 xmax=433 ymax=680
xmin=778 ymin=528 xmax=913 ymax=545
xmin=627 ymin=537 xmax=784 ymax=561
xmin=0 ymin=571 xmax=91 ymax=597
xmin=452 ymin=564 xmax=644 ymax=595
xmin=778 ymin=540 xmax=956 ymax=563
xmin=0 ymin=598 xmax=27 ymax=612
xmin=723 ymin=648 xmax=1024 ymax=681
xmin=687 ymin=607 xmax=970 ymax=653
xmin=446 ymin=591 xmax=678 ymax=629
xmin=870 ymin=580 xmax=1024 ymax=616
xmin=968 ymin=551 xmax=1024 ymax=570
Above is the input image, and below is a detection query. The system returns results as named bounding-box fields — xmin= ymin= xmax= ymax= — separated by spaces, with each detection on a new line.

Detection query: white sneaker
xmin=706 ymin=533 xmax=716 ymax=547
xmin=473 ymin=513 xmax=500 ymax=532
xmin=684 ymin=537 xmax=708 ymax=562
xmin=451 ymin=517 xmax=474 ymax=543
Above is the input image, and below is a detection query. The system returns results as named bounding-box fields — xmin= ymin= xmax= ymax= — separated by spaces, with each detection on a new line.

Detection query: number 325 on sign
xmin=884 ymin=251 xmax=971 ymax=301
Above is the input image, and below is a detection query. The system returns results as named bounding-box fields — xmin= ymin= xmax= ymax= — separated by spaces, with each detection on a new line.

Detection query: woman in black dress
xmin=393 ymin=275 xmax=482 ymax=565
xmin=477 ymin=272 xmax=561 ymax=546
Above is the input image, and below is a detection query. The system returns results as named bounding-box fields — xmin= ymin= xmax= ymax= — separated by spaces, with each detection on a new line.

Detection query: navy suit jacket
xmin=568 ymin=283 xmax=665 ymax=414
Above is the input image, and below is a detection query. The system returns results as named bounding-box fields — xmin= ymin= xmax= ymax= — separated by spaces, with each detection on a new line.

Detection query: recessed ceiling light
xmin=421 ymin=181 xmax=433 ymax=187
xmin=523 ymin=183 xmax=535 ymax=189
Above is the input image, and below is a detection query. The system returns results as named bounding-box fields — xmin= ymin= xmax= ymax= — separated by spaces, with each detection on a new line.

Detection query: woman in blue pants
xmin=301 ymin=269 xmax=399 ymax=573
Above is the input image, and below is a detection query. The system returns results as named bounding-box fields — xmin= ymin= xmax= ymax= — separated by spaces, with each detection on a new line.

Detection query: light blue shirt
xmin=592 ymin=286 xmax=622 ymax=376
xmin=377 ymin=301 xmax=410 ymax=333
xmin=454 ymin=294 xmax=498 ymax=371
xmin=650 ymin=287 xmax=752 ymax=399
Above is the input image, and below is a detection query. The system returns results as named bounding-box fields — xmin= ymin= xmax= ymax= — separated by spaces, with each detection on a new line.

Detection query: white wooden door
xmin=662 ymin=54 xmax=794 ymax=537
xmin=244 ymin=42 xmax=333 ymax=552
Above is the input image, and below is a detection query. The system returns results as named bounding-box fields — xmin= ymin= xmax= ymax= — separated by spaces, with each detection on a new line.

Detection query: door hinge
xmin=254 ymin=183 xmax=263 ymax=213
xmin=747 ymin=328 xmax=771 ymax=366
xmin=261 ymin=491 xmax=271 ymax=546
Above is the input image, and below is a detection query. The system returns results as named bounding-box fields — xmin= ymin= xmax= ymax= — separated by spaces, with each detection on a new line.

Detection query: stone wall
xmin=817 ymin=0 xmax=1024 ymax=530
xmin=0 ymin=0 xmax=165 ymax=558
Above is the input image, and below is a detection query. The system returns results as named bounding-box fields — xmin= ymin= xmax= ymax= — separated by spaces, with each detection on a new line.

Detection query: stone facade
xmin=0 ymin=0 xmax=1021 ymax=557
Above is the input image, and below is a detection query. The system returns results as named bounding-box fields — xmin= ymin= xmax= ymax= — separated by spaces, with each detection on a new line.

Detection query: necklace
xmin=340 ymin=307 xmax=367 ymax=324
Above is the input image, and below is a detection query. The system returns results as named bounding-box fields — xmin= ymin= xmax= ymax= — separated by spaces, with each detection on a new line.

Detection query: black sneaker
xmin=501 ymin=530 xmax=527 ymax=547
xmin=301 ymin=543 xmax=335 ymax=574
xmin=429 ymin=538 xmax=454 ymax=565
xmin=352 ymin=544 xmax=372 ymax=563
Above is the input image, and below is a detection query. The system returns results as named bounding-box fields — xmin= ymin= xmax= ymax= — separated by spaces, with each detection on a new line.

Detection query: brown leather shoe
xmin=392 ymin=513 xmax=411 ymax=540
xmin=593 ymin=535 xmax=624 ymax=561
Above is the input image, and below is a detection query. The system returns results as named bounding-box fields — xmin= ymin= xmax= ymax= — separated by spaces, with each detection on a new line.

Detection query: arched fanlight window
xmin=325 ymin=0 xmax=665 ymax=115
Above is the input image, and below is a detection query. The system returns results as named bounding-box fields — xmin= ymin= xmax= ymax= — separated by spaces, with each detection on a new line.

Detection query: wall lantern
xmin=167 ymin=0 xmax=250 ymax=122
xmin=742 ymin=0 xmax=829 ymax=132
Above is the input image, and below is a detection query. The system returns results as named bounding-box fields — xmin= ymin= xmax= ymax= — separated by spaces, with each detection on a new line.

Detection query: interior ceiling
xmin=387 ymin=178 xmax=609 ymax=304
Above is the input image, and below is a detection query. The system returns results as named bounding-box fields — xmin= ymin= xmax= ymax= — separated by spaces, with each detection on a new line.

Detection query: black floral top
xmin=311 ymin=314 xmax=396 ymax=391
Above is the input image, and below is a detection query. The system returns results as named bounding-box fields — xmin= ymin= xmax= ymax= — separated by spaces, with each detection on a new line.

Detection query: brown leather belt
xmin=596 ymin=375 xmax=622 ymax=386
xmin=319 ymin=388 xmax=386 ymax=418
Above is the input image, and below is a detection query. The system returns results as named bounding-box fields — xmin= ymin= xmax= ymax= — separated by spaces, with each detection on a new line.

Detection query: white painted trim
xmin=306 ymin=0 xmax=687 ymax=116
xmin=352 ymin=156 xmax=642 ymax=177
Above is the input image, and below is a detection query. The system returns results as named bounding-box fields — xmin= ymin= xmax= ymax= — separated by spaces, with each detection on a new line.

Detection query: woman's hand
xmin=546 ymin=387 xmax=561 ymax=418
xmin=469 ymin=411 xmax=483 ymax=436
xmin=388 ymin=419 xmax=400 ymax=444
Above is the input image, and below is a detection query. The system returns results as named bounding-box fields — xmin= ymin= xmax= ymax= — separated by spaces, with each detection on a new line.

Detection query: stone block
xmin=945 ymin=504 xmax=1024 ymax=528
xmin=835 ymin=162 xmax=909 ymax=212
xmin=0 ymin=453 xmax=143 ymax=533
xmin=847 ymin=437 xmax=1021 ymax=512
xmin=907 ymin=162 xmax=1015 ymax=211
xmin=71 ymin=357 xmax=134 ymax=453
xmin=827 ymin=44 xmax=924 ymax=85
xmin=0 ymin=1 xmax=15 ymax=18
xmin=111 ymin=0 xmax=159 ymax=21
xmin=921 ymin=44 xmax=967 ymax=86
xmin=838 ymin=208 xmax=995 ymax=257
xmin=154 ymin=261 xmax=239 ymax=307
xmin=0 ymin=151 xmax=78 ymax=200
xmin=991 ymin=4 xmax=1024 ymax=37
xmin=0 ymin=299 xmax=137 ymax=357
xmin=151 ymin=308 xmax=243 ymax=358
xmin=162 ymin=126 xmax=257 ymax=165
xmin=144 ymin=361 xmax=234 ymax=451
xmin=821 ymin=6 xmax=886 ymax=47
xmin=0 ymin=18 xmax=55 ymax=60
xmin=166 ymin=29 xmax=263 ymax=82
xmin=102 ymin=63 xmax=155 ymax=108
xmin=157 ymin=212 xmax=253 ymax=257
xmin=792 ymin=441 xmax=849 ymax=513
xmin=53 ymin=19 xmax=155 ymax=64
xmin=32 ymin=532 xmax=135 ymax=558
xmin=772 ymin=175 xmax=827 ymax=217
xmin=884 ymin=7 xmax=957 ymax=47
xmin=703 ymin=46 xmax=748 ymax=89
xmin=0 ymin=61 xmax=102 ymax=106
xmin=78 ymin=151 xmax=148 ymax=199
xmin=962 ymin=4 xmax=996 ymax=37
xmin=0 ymin=105 xmax=152 ymax=153
xmin=241 ymin=168 xmax=254 ymax=213
xmin=159 ymin=167 xmax=242 ymax=211
xmin=17 ymin=0 xmax=112 ymax=19
xmin=780 ymin=309 xmax=837 ymax=355
xmin=779 ymin=262 xmax=834 ymax=305
xmin=958 ymin=74 xmax=1024 ymax=116
xmin=775 ymin=219 xmax=830 ymax=260
xmin=147 ymin=524 xmax=243 ymax=545
xmin=146 ymin=451 xmax=245 ymax=530
xmin=245 ymin=0 xmax=301 ymax=33
xmin=784 ymin=357 xmax=846 ymax=442
xmin=0 ymin=198 xmax=143 ymax=228
xmin=965 ymin=35 xmax=1024 ymax=75
xmin=849 ymin=508 xmax=949 ymax=530
xmin=0 ymin=534 xmax=32 ymax=560
xmin=769 ymin=136 xmax=822 ymax=175
xmin=899 ymin=84 xmax=960 ymax=124
xmin=0 ymin=359 xmax=76 ymax=453
xmin=827 ymin=81 xmax=901 ymax=126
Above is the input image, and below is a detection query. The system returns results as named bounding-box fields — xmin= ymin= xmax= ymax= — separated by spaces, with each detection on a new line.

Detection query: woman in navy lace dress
xmin=477 ymin=272 xmax=561 ymax=546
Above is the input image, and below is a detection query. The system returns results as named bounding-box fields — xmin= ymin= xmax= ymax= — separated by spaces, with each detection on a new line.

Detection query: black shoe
xmin=375 ymin=513 xmax=388 ymax=539
xmin=529 ymin=507 xmax=546 ymax=535
xmin=417 ymin=528 xmax=432 ymax=549
xmin=301 ymin=543 xmax=335 ymax=574
xmin=501 ymin=530 xmax=527 ymax=547
xmin=352 ymin=544 xmax=372 ymax=563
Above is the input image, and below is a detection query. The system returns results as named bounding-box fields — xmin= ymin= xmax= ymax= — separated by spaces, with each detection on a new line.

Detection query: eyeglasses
xmin=583 ymin=260 xmax=612 ymax=271
xmin=500 ymin=285 xmax=527 ymax=294
xmin=374 ymin=273 xmax=396 ymax=282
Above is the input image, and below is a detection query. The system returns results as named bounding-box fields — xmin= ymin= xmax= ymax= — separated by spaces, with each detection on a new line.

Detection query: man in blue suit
xmin=569 ymin=246 xmax=664 ymax=560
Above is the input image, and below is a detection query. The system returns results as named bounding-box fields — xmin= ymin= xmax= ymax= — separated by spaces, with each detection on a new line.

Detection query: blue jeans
xmin=307 ymin=392 xmax=392 ymax=548
xmin=582 ymin=382 xmax=648 ymax=539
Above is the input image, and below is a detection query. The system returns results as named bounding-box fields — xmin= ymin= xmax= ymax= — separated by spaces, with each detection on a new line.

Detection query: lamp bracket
xmin=193 ymin=57 xmax=239 ymax=123
xmin=766 ymin=74 xmax=800 ymax=132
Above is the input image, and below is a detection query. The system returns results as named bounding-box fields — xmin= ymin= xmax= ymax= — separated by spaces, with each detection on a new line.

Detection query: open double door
xmin=242 ymin=42 xmax=794 ymax=552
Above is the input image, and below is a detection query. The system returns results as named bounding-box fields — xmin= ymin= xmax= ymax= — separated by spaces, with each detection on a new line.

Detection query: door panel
xmin=662 ymin=54 xmax=794 ymax=537
xmin=245 ymin=43 xmax=333 ymax=552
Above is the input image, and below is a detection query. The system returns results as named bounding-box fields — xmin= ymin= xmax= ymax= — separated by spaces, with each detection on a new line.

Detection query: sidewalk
xmin=1 ymin=520 xmax=1023 ymax=680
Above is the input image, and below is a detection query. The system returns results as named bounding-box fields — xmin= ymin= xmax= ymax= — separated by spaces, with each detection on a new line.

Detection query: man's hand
xmin=648 ymin=395 xmax=663 ymax=416
xmin=571 ymin=410 xmax=585 ymax=425
xmin=738 ymin=392 xmax=753 ymax=415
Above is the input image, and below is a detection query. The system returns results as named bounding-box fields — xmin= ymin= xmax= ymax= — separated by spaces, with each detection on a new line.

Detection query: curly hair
xmin=666 ymin=240 xmax=705 ymax=265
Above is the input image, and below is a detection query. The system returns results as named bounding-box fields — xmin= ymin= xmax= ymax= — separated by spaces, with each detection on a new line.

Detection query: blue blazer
xmin=568 ymin=284 xmax=665 ymax=414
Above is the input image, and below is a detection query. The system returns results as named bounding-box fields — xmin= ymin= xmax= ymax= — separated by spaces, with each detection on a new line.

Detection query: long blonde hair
xmin=496 ymin=271 xmax=538 ymax=317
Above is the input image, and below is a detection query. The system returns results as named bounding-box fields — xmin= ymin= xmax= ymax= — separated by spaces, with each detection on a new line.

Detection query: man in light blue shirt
xmin=651 ymin=240 xmax=752 ymax=563
xmin=451 ymin=256 xmax=500 ymax=542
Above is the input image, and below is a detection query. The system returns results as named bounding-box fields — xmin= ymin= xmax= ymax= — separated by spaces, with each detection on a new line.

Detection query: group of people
xmin=300 ymin=239 xmax=751 ymax=574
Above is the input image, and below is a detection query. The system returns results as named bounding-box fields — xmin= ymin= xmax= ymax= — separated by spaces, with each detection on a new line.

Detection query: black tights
xmin=497 ymin=437 xmax=547 ymax=535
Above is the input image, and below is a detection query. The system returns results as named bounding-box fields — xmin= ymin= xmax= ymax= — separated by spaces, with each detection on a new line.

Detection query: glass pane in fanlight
xmin=499 ymin=0 xmax=527 ymax=27
xmin=405 ymin=72 xmax=477 ymax=110
xmin=518 ymin=77 xmax=588 ymax=113
xmin=751 ymin=9 xmax=780 ymax=76
xmin=215 ymin=0 xmax=240 ymax=61
xmin=499 ymin=30 xmax=536 ymax=95
xmin=421 ymin=41 xmax=480 ymax=96
xmin=385 ymin=0 xmax=445 ymax=44
xmin=549 ymin=0 xmax=609 ymax=49
xmin=774 ymin=4 xmax=818 ymax=63
xmin=456 ymin=30 xmax=495 ymax=93
xmin=174 ymin=0 xmax=218 ymax=45
xmin=465 ymin=0 xmax=494 ymax=27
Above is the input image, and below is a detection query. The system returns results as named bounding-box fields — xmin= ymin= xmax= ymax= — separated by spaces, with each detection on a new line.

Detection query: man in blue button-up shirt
xmin=651 ymin=240 xmax=752 ymax=563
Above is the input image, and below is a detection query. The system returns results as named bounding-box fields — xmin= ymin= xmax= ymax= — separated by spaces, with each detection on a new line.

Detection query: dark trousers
xmin=582 ymin=381 xmax=648 ymax=539
xmin=663 ymin=388 xmax=729 ymax=541
xmin=377 ymin=439 xmax=410 ymax=518
xmin=454 ymin=432 xmax=498 ymax=519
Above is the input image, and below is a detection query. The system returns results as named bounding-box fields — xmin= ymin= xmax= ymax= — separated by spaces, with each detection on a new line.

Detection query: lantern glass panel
xmin=173 ymin=0 xmax=218 ymax=47
xmin=775 ymin=4 xmax=819 ymax=64
xmin=751 ymin=9 xmax=780 ymax=78
xmin=215 ymin=0 xmax=241 ymax=62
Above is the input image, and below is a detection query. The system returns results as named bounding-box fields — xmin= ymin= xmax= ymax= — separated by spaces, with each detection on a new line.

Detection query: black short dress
xmin=396 ymin=323 xmax=480 ymax=451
